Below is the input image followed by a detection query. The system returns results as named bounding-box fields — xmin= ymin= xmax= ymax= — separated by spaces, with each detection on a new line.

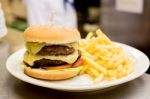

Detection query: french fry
xmin=86 ymin=32 xmax=94 ymax=39
xmin=86 ymin=67 xmax=99 ymax=78
xmin=86 ymin=69 xmax=95 ymax=78
xmin=82 ymin=56 xmax=107 ymax=75
xmin=80 ymin=65 xmax=88 ymax=75
xmin=79 ymin=48 xmax=93 ymax=58
xmin=79 ymin=28 xmax=134 ymax=83
xmin=96 ymin=29 xmax=111 ymax=43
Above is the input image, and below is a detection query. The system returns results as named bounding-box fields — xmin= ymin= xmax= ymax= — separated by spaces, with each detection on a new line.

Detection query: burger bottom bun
xmin=24 ymin=66 xmax=80 ymax=80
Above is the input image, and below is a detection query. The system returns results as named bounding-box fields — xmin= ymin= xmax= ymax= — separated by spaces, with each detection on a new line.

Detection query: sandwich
xmin=23 ymin=25 xmax=83 ymax=80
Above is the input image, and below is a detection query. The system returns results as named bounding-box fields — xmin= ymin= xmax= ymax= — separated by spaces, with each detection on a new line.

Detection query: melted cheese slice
xmin=26 ymin=42 xmax=79 ymax=54
xmin=24 ymin=50 xmax=79 ymax=66
xmin=26 ymin=42 xmax=46 ymax=54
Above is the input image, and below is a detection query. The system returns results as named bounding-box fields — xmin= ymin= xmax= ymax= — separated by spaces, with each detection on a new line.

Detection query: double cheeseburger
xmin=23 ymin=25 xmax=83 ymax=80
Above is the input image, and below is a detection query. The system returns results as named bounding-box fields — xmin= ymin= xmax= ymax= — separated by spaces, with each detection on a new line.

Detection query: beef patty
xmin=24 ymin=59 xmax=67 ymax=68
xmin=34 ymin=59 xmax=67 ymax=67
xmin=37 ymin=45 xmax=74 ymax=55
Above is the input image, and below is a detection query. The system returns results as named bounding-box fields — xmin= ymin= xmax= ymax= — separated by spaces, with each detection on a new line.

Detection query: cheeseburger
xmin=23 ymin=25 xmax=83 ymax=80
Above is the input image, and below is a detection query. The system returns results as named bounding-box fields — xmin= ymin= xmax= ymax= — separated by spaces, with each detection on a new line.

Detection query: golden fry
xmin=96 ymin=29 xmax=111 ymax=43
xmin=80 ymin=65 xmax=88 ymax=75
xmin=79 ymin=28 xmax=134 ymax=83
xmin=82 ymin=56 xmax=107 ymax=75
xmin=86 ymin=32 xmax=94 ymax=39
xmin=86 ymin=67 xmax=99 ymax=78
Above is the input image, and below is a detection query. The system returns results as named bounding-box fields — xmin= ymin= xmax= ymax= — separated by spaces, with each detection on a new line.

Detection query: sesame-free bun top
xmin=23 ymin=25 xmax=81 ymax=44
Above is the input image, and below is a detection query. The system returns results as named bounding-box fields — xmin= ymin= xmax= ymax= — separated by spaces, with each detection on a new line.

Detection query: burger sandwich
xmin=23 ymin=25 xmax=83 ymax=80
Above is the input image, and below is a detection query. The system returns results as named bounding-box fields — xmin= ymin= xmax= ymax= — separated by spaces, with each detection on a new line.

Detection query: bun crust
xmin=24 ymin=25 xmax=81 ymax=44
xmin=24 ymin=66 xmax=80 ymax=80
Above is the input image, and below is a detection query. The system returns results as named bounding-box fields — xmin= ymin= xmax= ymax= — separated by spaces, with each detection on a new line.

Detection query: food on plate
xmin=79 ymin=29 xmax=134 ymax=83
xmin=23 ymin=25 xmax=83 ymax=80
xmin=22 ymin=25 xmax=134 ymax=82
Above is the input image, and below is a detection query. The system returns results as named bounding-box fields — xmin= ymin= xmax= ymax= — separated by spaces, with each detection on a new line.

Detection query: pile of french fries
xmin=79 ymin=29 xmax=134 ymax=83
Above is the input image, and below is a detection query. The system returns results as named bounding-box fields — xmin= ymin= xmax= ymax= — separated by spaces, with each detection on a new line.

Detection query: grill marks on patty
xmin=37 ymin=45 xmax=75 ymax=55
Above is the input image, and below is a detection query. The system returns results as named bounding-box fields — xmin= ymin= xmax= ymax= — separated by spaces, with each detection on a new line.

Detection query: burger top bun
xmin=23 ymin=25 xmax=81 ymax=44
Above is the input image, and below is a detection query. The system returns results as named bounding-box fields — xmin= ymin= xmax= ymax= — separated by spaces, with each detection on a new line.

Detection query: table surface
xmin=0 ymin=28 xmax=150 ymax=99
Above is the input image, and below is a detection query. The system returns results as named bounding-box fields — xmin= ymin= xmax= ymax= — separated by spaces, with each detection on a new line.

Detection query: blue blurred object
xmin=64 ymin=0 xmax=74 ymax=10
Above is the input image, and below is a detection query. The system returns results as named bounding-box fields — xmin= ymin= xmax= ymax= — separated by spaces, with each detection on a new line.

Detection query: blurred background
xmin=0 ymin=0 xmax=150 ymax=72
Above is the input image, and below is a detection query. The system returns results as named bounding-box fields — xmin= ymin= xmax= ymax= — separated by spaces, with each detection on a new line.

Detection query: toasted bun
xmin=24 ymin=66 xmax=81 ymax=80
xmin=23 ymin=25 xmax=81 ymax=44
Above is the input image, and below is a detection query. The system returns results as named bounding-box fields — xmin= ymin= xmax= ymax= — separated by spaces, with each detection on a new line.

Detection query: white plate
xmin=6 ymin=43 xmax=150 ymax=92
